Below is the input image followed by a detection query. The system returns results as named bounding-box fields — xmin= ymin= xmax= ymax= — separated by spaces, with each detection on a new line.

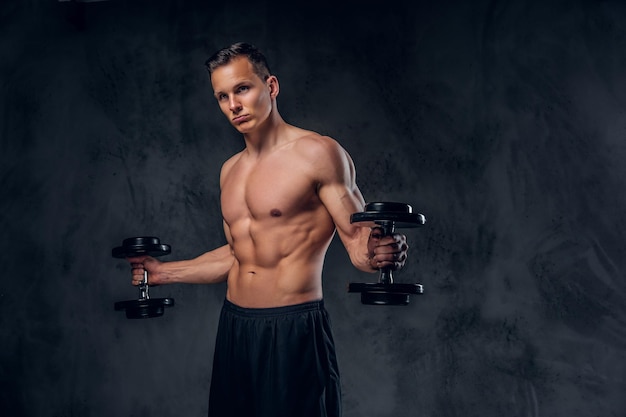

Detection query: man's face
xmin=210 ymin=57 xmax=274 ymax=134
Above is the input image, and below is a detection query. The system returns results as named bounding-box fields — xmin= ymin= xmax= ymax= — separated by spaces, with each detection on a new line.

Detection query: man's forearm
xmin=159 ymin=244 xmax=234 ymax=284
xmin=342 ymin=227 xmax=378 ymax=274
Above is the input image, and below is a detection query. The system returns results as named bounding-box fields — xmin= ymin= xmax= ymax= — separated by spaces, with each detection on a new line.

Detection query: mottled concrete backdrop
xmin=2 ymin=0 xmax=626 ymax=416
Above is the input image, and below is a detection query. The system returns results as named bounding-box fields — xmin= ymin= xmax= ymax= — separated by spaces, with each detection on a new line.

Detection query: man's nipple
xmin=270 ymin=209 xmax=282 ymax=217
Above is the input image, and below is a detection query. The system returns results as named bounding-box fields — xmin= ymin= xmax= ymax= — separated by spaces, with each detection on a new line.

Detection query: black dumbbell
xmin=112 ymin=236 xmax=175 ymax=319
xmin=349 ymin=202 xmax=426 ymax=305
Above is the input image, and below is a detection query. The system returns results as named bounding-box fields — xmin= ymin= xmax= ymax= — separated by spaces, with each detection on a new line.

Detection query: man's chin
xmin=233 ymin=122 xmax=252 ymax=133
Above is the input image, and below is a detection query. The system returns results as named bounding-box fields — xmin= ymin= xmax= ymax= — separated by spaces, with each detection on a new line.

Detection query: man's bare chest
xmin=221 ymin=157 xmax=319 ymax=223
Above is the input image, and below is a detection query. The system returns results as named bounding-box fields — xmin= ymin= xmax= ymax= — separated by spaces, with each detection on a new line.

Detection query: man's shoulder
xmin=220 ymin=150 xmax=245 ymax=178
xmin=297 ymin=133 xmax=351 ymax=163
xmin=289 ymin=132 xmax=355 ymax=180
xmin=222 ymin=150 xmax=243 ymax=166
xmin=291 ymin=129 xmax=344 ymax=153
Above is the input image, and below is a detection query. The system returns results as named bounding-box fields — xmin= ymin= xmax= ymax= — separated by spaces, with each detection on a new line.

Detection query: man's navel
xmin=270 ymin=209 xmax=282 ymax=217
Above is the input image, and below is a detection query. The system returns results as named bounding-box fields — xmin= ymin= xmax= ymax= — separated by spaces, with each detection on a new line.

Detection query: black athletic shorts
xmin=208 ymin=299 xmax=342 ymax=417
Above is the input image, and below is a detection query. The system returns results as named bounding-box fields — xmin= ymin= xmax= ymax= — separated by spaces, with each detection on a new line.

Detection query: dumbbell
xmin=112 ymin=236 xmax=175 ymax=319
xmin=349 ymin=202 xmax=426 ymax=305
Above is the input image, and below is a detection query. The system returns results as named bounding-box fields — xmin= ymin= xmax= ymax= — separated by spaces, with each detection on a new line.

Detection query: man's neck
xmin=243 ymin=112 xmax=289 ymax=157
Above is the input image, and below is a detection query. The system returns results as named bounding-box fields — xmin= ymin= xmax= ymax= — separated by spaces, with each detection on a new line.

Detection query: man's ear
xmin=267 ymin=75 xmax=279 ymax=98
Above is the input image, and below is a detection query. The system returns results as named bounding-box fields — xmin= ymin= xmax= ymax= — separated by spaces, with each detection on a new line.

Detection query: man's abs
xmin=225 ymin=260 xmax=325 ymax=308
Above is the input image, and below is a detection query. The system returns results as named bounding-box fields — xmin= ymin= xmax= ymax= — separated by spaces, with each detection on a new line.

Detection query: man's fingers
xmin=129 ymin=262 xmax=146 ymax=286
xmin=373 ymin=242 xmax=408 ymax=256
xmin=371 ymin=237 xmax=409 ymax=269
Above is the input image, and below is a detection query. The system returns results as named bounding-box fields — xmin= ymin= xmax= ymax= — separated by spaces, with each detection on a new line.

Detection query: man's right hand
xmin=128 ymin=256 xmax=163 ymax=286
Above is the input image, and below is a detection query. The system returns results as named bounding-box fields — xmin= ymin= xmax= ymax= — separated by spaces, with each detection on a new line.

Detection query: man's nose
xmin=229 ymin=96 xmax=241 ymax=112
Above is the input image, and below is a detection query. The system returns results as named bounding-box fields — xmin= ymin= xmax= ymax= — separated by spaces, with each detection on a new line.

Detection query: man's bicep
xmin=316 ymin=142 xmax=365 ymax=230
xmin=314 ymin=139 xmax=375 ymax=270
xmin=319 ymin=181 xmax=372 ymax=270
xmin=318 ymin=177 xmax=367 ymax=252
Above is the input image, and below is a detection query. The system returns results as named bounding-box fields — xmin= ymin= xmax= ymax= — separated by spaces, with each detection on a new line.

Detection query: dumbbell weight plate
xmin=112 ymin=236 xmax=171 ymax=258
xmin=350 ymin=202 xmax=425 ymax=229
xmin=114 ymin=298 xmax=175 ymax=319
xmin=348 ymin=282 xmax=423 ymax=306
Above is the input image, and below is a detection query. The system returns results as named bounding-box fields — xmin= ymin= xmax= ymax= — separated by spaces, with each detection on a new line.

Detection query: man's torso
xmin=220 ymin=132 xmax=338 ymax=307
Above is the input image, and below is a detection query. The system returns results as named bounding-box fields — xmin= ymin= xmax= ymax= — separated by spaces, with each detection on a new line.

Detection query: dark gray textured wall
xmin=2 ymin=0 xmax=626 ymax=416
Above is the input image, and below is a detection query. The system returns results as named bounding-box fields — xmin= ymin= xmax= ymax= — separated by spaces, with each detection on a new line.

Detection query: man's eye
xmin=237 ymin=86 xmax=249 ymax=93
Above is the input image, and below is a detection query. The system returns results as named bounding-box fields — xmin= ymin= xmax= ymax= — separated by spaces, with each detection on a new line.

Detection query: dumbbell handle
xmin=377 ymin=220 xmax=395 ymax=285
xmin=138 ymin=270 xmax=150 ymax=300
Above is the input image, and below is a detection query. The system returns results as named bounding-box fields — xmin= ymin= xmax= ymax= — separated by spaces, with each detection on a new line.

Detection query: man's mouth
xmin=232 ymin=115 xmax=250 ymax=124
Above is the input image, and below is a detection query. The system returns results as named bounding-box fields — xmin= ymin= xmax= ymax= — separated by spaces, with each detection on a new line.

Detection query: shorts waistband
xmin=223 ymin=298 xmax=325 ymax=317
